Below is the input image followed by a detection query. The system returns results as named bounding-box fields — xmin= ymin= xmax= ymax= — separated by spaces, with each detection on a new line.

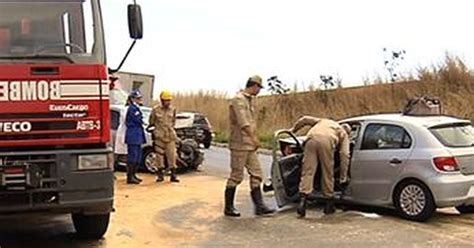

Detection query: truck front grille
xmin=0 ymin=154 xmax=58 ymax=190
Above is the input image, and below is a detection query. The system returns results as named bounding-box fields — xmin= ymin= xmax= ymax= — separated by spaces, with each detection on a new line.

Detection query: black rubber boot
xmin=132 ymin=164 xmax=142 ymax=182
xmin=224 ymin=187 xmax=241 ymax=217
xmin=251 ymin=187 xmax=275 ymax=216
xmin=170 ymin=169 xmax=180 ymax=183
xmin=156 ymin=169 xmax=164 ymax=182
xmin=324 ymin=198 xmax=336 ymax=215
xmin=297 ymin=193 xmax=307 ymax=218
xmin=126 ymin=164 xmax=140 ymax=184
xmin=340 ymin=178 xmax=350 ymax=194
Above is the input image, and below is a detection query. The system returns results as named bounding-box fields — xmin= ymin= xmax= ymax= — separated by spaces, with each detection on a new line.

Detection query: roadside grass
xmin=258 ymin=132 xmax=275 ymax=150
xmin=172 ymin=55 xmax=474 ymax=143
xmin=212 ymin=130 xmax=274 ymax=150
xmin=213 ymin=131 xmax=229 ymax=144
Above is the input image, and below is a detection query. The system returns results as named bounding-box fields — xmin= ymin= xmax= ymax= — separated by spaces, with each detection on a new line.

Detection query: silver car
xmin=272 ymin=114 xmax=474 ymax=221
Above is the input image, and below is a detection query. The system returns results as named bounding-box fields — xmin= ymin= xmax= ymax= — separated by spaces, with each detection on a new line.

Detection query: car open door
xmin=271 ymin=130 xmax=304 ymax=207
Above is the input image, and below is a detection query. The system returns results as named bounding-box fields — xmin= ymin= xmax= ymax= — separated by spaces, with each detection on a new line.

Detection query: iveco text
xmin=0 ymin=122 xmax=32 ymax=133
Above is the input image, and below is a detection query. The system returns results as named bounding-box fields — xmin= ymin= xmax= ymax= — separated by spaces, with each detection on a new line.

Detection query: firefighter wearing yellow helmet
xmin=148 ymin=90 xmax=179 ymax=183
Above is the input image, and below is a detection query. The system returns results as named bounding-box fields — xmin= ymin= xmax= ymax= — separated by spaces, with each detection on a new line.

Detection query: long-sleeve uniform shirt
xmin=149 ymin=105 xmax=177 ymax=143
xmin=291 ymin=116 xmax=351 ymax=177
xmin=229 ymin=91 xmax=257 ymax=151
xmin=125 ymin=103 xmax=146 ymax=145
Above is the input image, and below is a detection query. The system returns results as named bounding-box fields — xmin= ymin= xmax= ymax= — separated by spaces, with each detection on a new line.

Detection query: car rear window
xmin=430 ymin=123 xmax=474 ymax=148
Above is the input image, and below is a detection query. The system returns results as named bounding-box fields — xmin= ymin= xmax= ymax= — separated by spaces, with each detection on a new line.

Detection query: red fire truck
xmin=0 ymin=0 xmax=142 ymax=239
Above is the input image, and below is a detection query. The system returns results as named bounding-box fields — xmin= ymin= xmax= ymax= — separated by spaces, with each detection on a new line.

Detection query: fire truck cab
xmin=0 ymin=0 xmax=142 ymax=239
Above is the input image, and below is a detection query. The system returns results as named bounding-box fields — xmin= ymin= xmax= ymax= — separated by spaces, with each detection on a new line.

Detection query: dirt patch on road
xmin=104 ymin=171 xmax=227 ymax=247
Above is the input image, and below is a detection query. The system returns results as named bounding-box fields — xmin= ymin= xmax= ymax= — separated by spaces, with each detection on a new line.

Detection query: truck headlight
xmin=78 ymin=154 xmax=108 ymax=170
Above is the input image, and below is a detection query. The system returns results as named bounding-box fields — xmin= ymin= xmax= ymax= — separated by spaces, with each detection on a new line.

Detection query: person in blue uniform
xmin=125 ymin=90 xmax=146 ymax=184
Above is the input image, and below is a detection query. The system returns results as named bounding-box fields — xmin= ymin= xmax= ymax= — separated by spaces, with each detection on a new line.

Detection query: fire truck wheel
xmin=72 ymin=213 xmax=110 ymax=239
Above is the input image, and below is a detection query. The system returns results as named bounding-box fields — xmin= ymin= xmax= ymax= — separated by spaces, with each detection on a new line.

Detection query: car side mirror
xmin=128 ymin=4 xmax=143 ymax=39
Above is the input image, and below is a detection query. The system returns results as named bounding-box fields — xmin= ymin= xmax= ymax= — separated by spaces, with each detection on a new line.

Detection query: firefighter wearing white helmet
xmin=148 ymin=90 xmax=180 ymax=183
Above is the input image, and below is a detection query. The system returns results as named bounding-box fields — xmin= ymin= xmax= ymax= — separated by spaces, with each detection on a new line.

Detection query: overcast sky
xmin=102 ymin=0 xmax=474 ymax=97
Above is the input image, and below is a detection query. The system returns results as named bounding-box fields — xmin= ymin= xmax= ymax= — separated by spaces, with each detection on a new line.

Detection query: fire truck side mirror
xmin=128 ymin=4 xmax=143 ymax=40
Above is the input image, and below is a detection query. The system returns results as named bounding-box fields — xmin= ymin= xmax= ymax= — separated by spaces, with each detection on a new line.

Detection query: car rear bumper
xmin=427 ymin=173 xmax=474 ymax=207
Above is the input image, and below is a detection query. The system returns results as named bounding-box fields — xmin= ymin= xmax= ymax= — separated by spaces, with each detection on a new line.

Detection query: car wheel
xmin=203 ymin=134 xmax=212 ymax=149
xmin=393 ymin=179 xmax=435 ymax=222
xmin=72 ymin=213 xmax=110 ymax=239
xmin=455 ymin=205 xmax=474 ymax=214
xmin=142 ymin=148 xmax=158 ymax=173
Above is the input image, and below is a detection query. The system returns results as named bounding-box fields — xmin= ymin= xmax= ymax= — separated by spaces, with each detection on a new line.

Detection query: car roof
xmin=176 ymin=112 xmax=196 ymax=118
xmin=342 ymin=113 xmax=471 ymax=128
xmin=176 ymin=112 xmax=208 ymax=118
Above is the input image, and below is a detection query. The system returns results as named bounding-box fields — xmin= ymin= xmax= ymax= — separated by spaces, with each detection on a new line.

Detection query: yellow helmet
xmin=160 ymin=90 xmax=173 ymax=100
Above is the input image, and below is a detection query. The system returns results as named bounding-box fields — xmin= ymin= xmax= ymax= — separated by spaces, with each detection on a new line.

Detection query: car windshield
xmin=430 ymin=123 xmax=474 ymax=148
xmin=175 ymin=114 xmax=193 ymax=128
xmin=0 ymin=0 xmax=101 ymax=63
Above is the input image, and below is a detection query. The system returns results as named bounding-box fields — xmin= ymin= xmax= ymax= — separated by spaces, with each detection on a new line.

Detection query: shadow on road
xmin=0 ymin=214 xmax=103 ymax=248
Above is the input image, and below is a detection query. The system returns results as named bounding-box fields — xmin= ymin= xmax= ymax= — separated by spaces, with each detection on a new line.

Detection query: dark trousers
xmin=127 ymin=145 xmax=143 ymax=165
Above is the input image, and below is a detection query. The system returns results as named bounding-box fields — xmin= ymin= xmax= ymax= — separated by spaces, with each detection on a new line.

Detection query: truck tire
xmin=393 ymin=179 xmax=435 ymax=222
xmin=72 ymin=213 xmax=110 ymax=239
xmin=455 ymin=205 xmax=474 ymax=214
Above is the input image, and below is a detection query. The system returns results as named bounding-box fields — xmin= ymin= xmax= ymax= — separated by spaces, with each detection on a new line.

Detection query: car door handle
xmin=389 ymin=158 xmax=402 ymax=164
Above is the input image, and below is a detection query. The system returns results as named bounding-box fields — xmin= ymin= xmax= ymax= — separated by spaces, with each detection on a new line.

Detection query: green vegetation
xmin=213 ymin=131 xmax=229 ymax=144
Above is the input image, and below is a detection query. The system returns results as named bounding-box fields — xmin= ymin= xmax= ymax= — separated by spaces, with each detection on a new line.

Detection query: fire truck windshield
xmin=0 ymin=0 xmax=104 ymax=64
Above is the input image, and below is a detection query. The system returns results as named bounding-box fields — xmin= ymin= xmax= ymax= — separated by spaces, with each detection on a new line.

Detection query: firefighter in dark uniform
xmin=125 ymin=90 xmax=146 ymax=184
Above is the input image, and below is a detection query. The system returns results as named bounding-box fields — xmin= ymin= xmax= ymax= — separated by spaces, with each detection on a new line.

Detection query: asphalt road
xmin=201 ymin=146 xmax=273 ymax=178
xmin=0 ymin=146 xmax=474 ymax=248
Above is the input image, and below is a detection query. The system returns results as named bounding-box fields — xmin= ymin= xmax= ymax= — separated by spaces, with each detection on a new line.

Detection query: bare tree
xmin=319 ymin=75 xmax=342 ymax=90
xmin=267 ymin=76 xmax=290 ymax=95
xmin=383 ymin=48 xmax=406 ymax=82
